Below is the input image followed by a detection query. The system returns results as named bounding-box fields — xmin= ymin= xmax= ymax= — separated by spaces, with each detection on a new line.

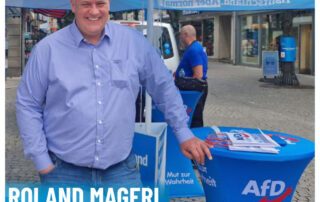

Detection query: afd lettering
xmin=242 ymin=180 xmax=285 ymax=197
xmin=135 ymin=154 xmax=148 ymax=167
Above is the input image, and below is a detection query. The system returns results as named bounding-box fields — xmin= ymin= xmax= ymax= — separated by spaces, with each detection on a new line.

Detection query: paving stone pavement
xmin=5 ymin=62 xmax=314 ymax=201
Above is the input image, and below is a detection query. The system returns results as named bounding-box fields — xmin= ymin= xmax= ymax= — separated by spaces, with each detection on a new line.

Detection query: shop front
xmin=179 ymin=12 xmax=234 ymax=63
xmin=179 ymin=12 xmax=215 ymax=57
xmin=237 ymin=10 xmax=314 ymax=75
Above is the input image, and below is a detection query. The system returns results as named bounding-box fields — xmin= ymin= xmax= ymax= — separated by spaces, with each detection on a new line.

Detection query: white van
xmin=113 ymin=21 xmax=180 ymax=74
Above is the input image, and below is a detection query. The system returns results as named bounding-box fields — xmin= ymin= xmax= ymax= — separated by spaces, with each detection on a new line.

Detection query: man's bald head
xmin=180 ymin=25 xmax=197 ymax=48
xmin=181 ymin=25 xmax=197 ymax=38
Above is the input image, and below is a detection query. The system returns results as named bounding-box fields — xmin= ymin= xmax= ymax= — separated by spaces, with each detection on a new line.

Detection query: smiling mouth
xmin=87 ymin=17 xmax=100 ymax=21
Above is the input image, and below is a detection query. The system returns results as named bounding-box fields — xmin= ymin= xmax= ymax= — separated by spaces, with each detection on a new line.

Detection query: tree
xmin=167 ymin=10 xmax=182 ymax=34
xmin=276 ymin=12 xmax=299 ymax=86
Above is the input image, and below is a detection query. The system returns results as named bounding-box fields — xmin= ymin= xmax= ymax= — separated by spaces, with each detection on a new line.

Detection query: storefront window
xmin=203 ymin=19 xmax=214 ymax=56
xmin=260 ymin=11 xmax=313 ymax=74
xmin=298 ymin=24 xmax=312 ymax=74
xmin=293 ymin=11 xmax=313 ymax=74
xmin=237 ymin=11 xmax=313 ymax=74
xmin=240 ymin=15 xmax=259 ymax=65
xmin=181 ymin=20 xmax=214 ymax=57
xmin=260 ymin=14 xmax=282 ymax=52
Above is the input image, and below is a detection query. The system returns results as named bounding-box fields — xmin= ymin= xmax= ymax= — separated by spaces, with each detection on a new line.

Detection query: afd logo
xmin=242 ymin=180 xmax=293 ymax=202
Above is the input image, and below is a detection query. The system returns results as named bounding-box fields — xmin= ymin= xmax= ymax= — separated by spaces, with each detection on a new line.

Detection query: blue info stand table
xmin=191 ymin=126 xmax=314 ymax=202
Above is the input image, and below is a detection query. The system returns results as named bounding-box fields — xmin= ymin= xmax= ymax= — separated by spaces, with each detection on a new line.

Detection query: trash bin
xmin=280 ymin=36 xmax=296 ymax=62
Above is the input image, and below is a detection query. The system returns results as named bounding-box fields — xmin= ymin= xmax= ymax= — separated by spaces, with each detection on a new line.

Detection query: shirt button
xmin=98 ymin=120 xmax=103 ymax=124
xmin=95 ymin=156 xmax=99 ymax=161
xmin=96 ymin=81 xmax=101 ymax=86
xmin=98 ymin=101 xmax=102 ymax=105
xmin=97 ymin=139 xmax=101 ymax=144
xmin=95 ymin=65 xmax=99 ymax=69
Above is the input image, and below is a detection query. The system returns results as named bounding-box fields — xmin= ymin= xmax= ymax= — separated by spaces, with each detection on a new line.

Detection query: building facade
xmin=179 ymin=10 xmax=314 ymax=75
xmin=6 ymin=8 xmax=62 ymax=77
xmin=6 ymin=8 xmax=314 ymax=76
xmin=236 ymin=10 xmax=314 ymax=75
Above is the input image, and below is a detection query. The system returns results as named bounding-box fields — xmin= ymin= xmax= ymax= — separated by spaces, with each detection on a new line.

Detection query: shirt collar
xmin=69 ymin=20 xmax=112 ymax=47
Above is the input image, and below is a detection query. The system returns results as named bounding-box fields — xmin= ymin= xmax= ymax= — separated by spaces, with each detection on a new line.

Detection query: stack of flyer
xmin=225 ymin=132 xmax=280 ymax=154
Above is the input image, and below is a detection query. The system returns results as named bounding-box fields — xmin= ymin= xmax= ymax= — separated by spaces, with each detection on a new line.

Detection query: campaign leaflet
xmin=226 ymin=132 xmax=280 ymax=147
xmin=228 ymin=145 xmax=279 ymax=154
xmin=205 ymin=132 xmax=280 ymax=154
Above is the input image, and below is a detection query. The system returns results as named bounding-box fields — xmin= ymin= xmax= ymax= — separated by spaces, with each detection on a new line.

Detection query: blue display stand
xmin=192 ymin=126 xmax=314 ymax=202
xmin=133 ymin=122 xmax=168 ymax=202
xmin=262 ymin=51 xmax=279 ymax=78
xmin=153 ymin=91 xmax=204 ymax=198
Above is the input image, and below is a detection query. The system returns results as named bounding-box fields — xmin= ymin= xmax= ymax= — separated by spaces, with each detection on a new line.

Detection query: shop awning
xmin=5 ymin=0 xmax=145 ymax=11
xmin=5 ymin=0 xmax=70 ymax=10
xmin=33 ymin=9 xmax=67 ymax=18
xmin=6 ymin=0 xmax=314 ymax=12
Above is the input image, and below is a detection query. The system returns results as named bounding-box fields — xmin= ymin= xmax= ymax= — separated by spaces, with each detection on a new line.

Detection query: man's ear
xmin=106 ymin=0 xmax=110 ymax=12
xmin=70 ymin=0 xmax=76 ymax=13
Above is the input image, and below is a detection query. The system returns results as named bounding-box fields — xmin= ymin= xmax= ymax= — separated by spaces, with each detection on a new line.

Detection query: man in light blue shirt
xmin=16 ymin=0 xmax=212 ymax=185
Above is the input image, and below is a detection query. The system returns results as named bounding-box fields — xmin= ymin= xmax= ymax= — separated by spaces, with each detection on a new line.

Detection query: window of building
xmin=240 ymin=15 xmax=259 ymax=65
xmin=261 ymin=11 xmax=313 ymax=74
xmin=203 ymin=19 xmax=214 ymax=56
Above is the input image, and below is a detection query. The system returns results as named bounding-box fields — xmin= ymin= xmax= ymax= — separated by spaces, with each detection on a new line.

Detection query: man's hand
xmin=39 ymin=164 xmax=55 ymax=175
xmin=180 ymin=137 xmax=213 ymax=165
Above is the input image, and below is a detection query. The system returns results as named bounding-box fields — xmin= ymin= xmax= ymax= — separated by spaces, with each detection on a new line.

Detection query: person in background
xmin=16 ymin=0 xmax=212 ymax=187
xmin=176 ymin=25 xmax=208 ymax=128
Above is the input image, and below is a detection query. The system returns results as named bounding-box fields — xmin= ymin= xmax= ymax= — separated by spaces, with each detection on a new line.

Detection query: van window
xmin=135 ymin=25 xmax=174 ymax=60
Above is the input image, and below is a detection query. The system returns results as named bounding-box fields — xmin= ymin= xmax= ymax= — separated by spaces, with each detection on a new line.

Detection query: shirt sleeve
xmin=16 ymin=45 xmax=53 ymax=171
xmin=139 ymin=41 xmax=194 ymax=144
xmin=188 ymin=48 xmax=203 ymax=68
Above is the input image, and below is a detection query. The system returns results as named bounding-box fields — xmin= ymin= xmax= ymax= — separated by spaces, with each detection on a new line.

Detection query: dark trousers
xmin=190 ymin=83 xmax=208 ymax=128
xmin=174 ymin=77 xmax=208 ymax=128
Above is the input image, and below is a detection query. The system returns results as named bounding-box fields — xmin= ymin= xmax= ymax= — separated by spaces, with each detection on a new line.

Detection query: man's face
xmin=179 ymin=31 xmax=187 ymax=49
xmin=70 ymin=0 xmax=109 ymax=40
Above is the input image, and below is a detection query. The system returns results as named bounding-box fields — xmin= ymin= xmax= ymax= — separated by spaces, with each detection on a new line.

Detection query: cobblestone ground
xmin=6 ymin=62 xmax=314 ymax=201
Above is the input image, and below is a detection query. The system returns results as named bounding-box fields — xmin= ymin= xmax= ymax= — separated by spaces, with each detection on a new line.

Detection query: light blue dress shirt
xmin=16 ymin=21 xmax=194 ymax=171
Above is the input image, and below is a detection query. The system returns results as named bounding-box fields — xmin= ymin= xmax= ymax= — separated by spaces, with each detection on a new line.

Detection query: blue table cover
xmin=191 ymin=126 xmax=314 ymax=202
